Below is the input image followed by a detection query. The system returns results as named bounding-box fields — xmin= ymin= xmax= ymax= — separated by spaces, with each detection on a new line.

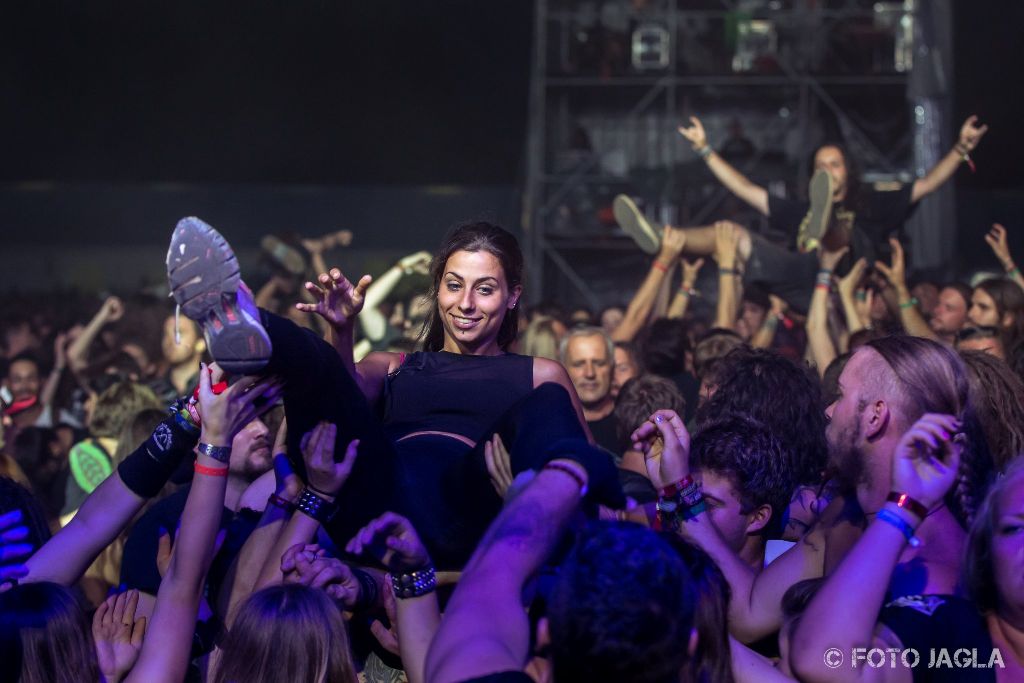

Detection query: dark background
xmin=0 ymin=2 xmax=1021 ymax=288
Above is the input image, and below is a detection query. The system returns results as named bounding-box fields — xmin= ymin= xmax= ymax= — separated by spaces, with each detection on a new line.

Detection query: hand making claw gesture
xmin=296 ymin=267 xmax=373 ymax=330
xmin=678 ymin=116 xmax=708 ymax=151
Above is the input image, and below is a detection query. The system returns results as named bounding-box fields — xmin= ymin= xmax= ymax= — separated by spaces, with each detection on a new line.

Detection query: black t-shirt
xmin=768 ymin=183 xmax=915 ymax=263
xmin=878 ymin=594 xmax=998 ymax=683
xmin=587 ymin=412 xmax=623 ymax=457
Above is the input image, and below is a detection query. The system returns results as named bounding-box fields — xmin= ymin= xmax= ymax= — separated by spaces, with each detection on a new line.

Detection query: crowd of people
xmin=2 ymin=111 xmax=1023 ymax=683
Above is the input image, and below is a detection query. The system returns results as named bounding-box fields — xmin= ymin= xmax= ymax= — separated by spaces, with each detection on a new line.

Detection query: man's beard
xmin=826 ymin=421 xmax=869 ymax=492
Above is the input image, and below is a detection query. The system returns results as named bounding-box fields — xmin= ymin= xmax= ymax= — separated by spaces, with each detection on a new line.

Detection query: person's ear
xmin=508 ymin=285 xmax=523 ymax=310
xmin=194 ymin=338 xmax=207 ymax=355
xmin=863 ymin=399 xmax=890 ymax=440
xmin=745 ymin=503 xmax=773 ymax=536
xmin=1002 ymin=311 xmax=1015 ymax=330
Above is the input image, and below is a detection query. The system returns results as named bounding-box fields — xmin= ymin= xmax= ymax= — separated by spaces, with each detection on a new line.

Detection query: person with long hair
xmin=960 ymin=350 xmax=1024 ymax=472
xmin=165 ymin=217 xmax=620 ymax=569
xmin=969 ymin=277 xmax=1024 ymax=355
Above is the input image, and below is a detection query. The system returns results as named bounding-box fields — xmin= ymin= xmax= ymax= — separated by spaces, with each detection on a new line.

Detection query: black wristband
xmin=117 ymin=415 xmax=199 ymax=498
xmin=296 ymin=488 xmax=338 ymax=524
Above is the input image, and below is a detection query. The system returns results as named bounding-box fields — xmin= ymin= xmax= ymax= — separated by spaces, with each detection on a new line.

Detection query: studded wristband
xmin=390 ymin=566 xmax=437 ymax=599
xmin=296 ymin=488 xmax=338 ymax=524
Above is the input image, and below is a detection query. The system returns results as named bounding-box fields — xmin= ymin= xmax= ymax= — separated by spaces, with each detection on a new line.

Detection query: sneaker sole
xmin=167 ymin=217 xmax=272 ymax=375
xmin=800 ymin=170 xmax=834 ymax=251
xmin=613 ymin=195 xmax=661 ymax=255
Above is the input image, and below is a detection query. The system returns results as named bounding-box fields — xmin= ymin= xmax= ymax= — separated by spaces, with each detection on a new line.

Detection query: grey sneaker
xmin=613 ymin=195 xmax=661 ymax=255
xmin=798 ymin=170 xmax=834 ymax=253
xmin=167 ymin=217 xmax=272 ymax=375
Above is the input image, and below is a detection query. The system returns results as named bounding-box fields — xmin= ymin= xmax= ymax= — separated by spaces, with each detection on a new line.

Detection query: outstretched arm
xmin=425 ymin=459 xmax=587 ymax=683
xmin=66 ymin=296 xmax=123 ymax=373
xmin=985 ymin=223 xmax=1024 ymax=290
xmin=875 ymin=238 xmax=939 ymax=341
xmin=667 ymin=258 xmax=705 ymax=319
xmin=358 ymin=251 xmax=431 ymax=342
xmin=911 ymin=115 xmax=988 ymax=203
xmin=714 ymin=222 xmax=742 ymax=330
xmin=679 ymin=116 xmax=769 ymax=216
xmin=806 ymin=248 xmax=847 ymax=374
xmin=128 ymin=369 xmax=281 ymax=683
xmin=612 ymin=227 xmax=687 ymax=342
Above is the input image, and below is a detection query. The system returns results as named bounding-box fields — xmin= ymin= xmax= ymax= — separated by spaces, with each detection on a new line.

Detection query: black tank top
xmin=382 ymin=351 xmax=534 ymax=443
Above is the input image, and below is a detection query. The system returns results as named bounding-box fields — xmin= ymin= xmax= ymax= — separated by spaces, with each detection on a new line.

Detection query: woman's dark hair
xmin=420 ymin=221 xmax=524 ymax=353
xmin=959 ymin=350 xmax=1024 ymax=473
xmin=974 ymin=277 xmax=1024 ymax=351
xmin=0 ymin=582 xmax=100 ymax=683
xmin=696 ymin=347 xmax=827 ymax=488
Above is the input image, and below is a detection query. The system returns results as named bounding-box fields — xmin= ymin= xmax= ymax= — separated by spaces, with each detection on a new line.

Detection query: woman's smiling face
xmin=438 ymin=249 xmax=519 ymax=354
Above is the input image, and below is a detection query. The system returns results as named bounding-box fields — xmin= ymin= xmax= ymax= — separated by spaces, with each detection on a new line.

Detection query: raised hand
xmin=0 ymin=509 xmax=32 ymax=591
xmin=398 ymin=251 xmax=432 ymax=276
xmin=768 ymin=294 xmax=788 ymax=319
xmin=370 ymin=583 xmax=401 ymax=655
xmin=345 ymin=512 xmax=431 ymax=574
xmin=677 ymin=115 xmax=708 ymax=150
xmin=295 ymin=268 xmax=372 ymax=330
xmin=891 ymin=413 xmax=963 ymax=512
xmin=100 ymin=296 xmax=125 ymax=323
xmin=958 ymin=115 xmax=988 ymax=153
xmin=874 ymin=238 xmax=907 ymax=289
xmin=93 ymin=589 xmax=147 ymax=683
xmin=837 ymin=257 xmax=869 ymax=300
xmin=819 ymin=245 xmax=849 ymax=273
xmin=630 ymin=409 xmax=691 ymax=490
xmin=299 ymin=422 xmax=358 ymax=497
xmin=484 ymin=433 xmax=514 ymax=499
xmin=681 ymin=258 xmax=705 ymax=288
xmin=714 ymin=221 xmax=741 ymax=269
xmin=280 ymin=543 xmax=362 ymax=609
xmin=985 ymin=223 xmax=1015 ymax=269
xmin=197 ymin=364 xmax=283 ymax=447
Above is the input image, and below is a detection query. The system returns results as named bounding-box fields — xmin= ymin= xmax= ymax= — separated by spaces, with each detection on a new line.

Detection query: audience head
xmin=697 ymin=347 xmax=827 ymax=488
xmin=161 ymin=315 xmax=204 ymax=367
xmin=810 ymin=142 xmax=859 ymax=202
xmin=215 ymin=584 xmax=356 ymax=683
xmin=520 ymin=316 xmax=566 ymax=362
xmin=229 ymin=418 xmax=273 ymax=482
xmin=735 ymin=286 xmax=770 ymax=341
xmin=598 ymin=306 xmax=624 ymax=335
xmin=970 ymin=278 xmax=1024 ymax=351
xmin=87 ymin=381 xmax=162 ymax=440
xmin=547 ymin=521 xmax=699 ymax=683
xmin=4 ymin=353 xmax=41 ymax=403
xmin=569 ymin=308 xmax=594 ymax=327
xmin=613 ymin=375 xmax=685 ymax=448
xmin=0 ymin=582 xmax=100 ymax=683
xmin=690 ymin=414 xmax=794 ymax=547
xmin=910 ymin=280 xmax=940 ymax=320
xmin=638 ymin=318 xmax=691 ymax=378
xmin=963 ymin=458 xmax=1024 ymax=622
xmin=610 ymin=341 xmax=641 ymax=399
xmin=0 ymin=476 xmax=52 ymax=551
xmin=559 ymin=326 xmax=614 ymax=412
xmin=422 ymin=221 xmax=524 ymax=353
xmin=930 ymin=283 xmax=972 ymax=338
xmin=692 ymin=329 xmax=745 ymax=404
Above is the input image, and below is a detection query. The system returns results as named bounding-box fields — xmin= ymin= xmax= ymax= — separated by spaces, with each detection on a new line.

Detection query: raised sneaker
xmin=798 ymin=169 xmax=834 ymax=253
xmin=613 ymin=195 xmax=661 ymax=255
xmin=167 ymin=217 xmax=272 ymax=375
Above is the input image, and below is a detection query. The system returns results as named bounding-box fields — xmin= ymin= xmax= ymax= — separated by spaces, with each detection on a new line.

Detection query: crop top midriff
xmin=382 ymin=351 xmax=535 ymax=444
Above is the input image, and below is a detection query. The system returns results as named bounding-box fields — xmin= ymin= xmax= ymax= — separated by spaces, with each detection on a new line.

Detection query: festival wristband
xmin=390 ymin=566 xmax=437 ymax=599
xmin=543 ymin=461 xmax=588 ymax=497
xmin=652 ymin=260 xmax=670 ymax=273
xmin=899 ymin=298 xmax=919 ymax=310
xmin=877 ymin=509 xmax=920 ymax=548
xmin=886 ymin=491 xmax=928 ymax=520
xmin=197 ymin=442 xmax=232 ymax=464
xmin=117 ymin=414 xmax=199 ymax=498
xmin=658 ymin=475 xmax=695 ymax=499
xmin=194 ymin=462 xmax=228 ymax=477
xmin=268 ymin=493 xmax=296 ymax=511
xmin=296 ymin=488 xmax=338 ymax=524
